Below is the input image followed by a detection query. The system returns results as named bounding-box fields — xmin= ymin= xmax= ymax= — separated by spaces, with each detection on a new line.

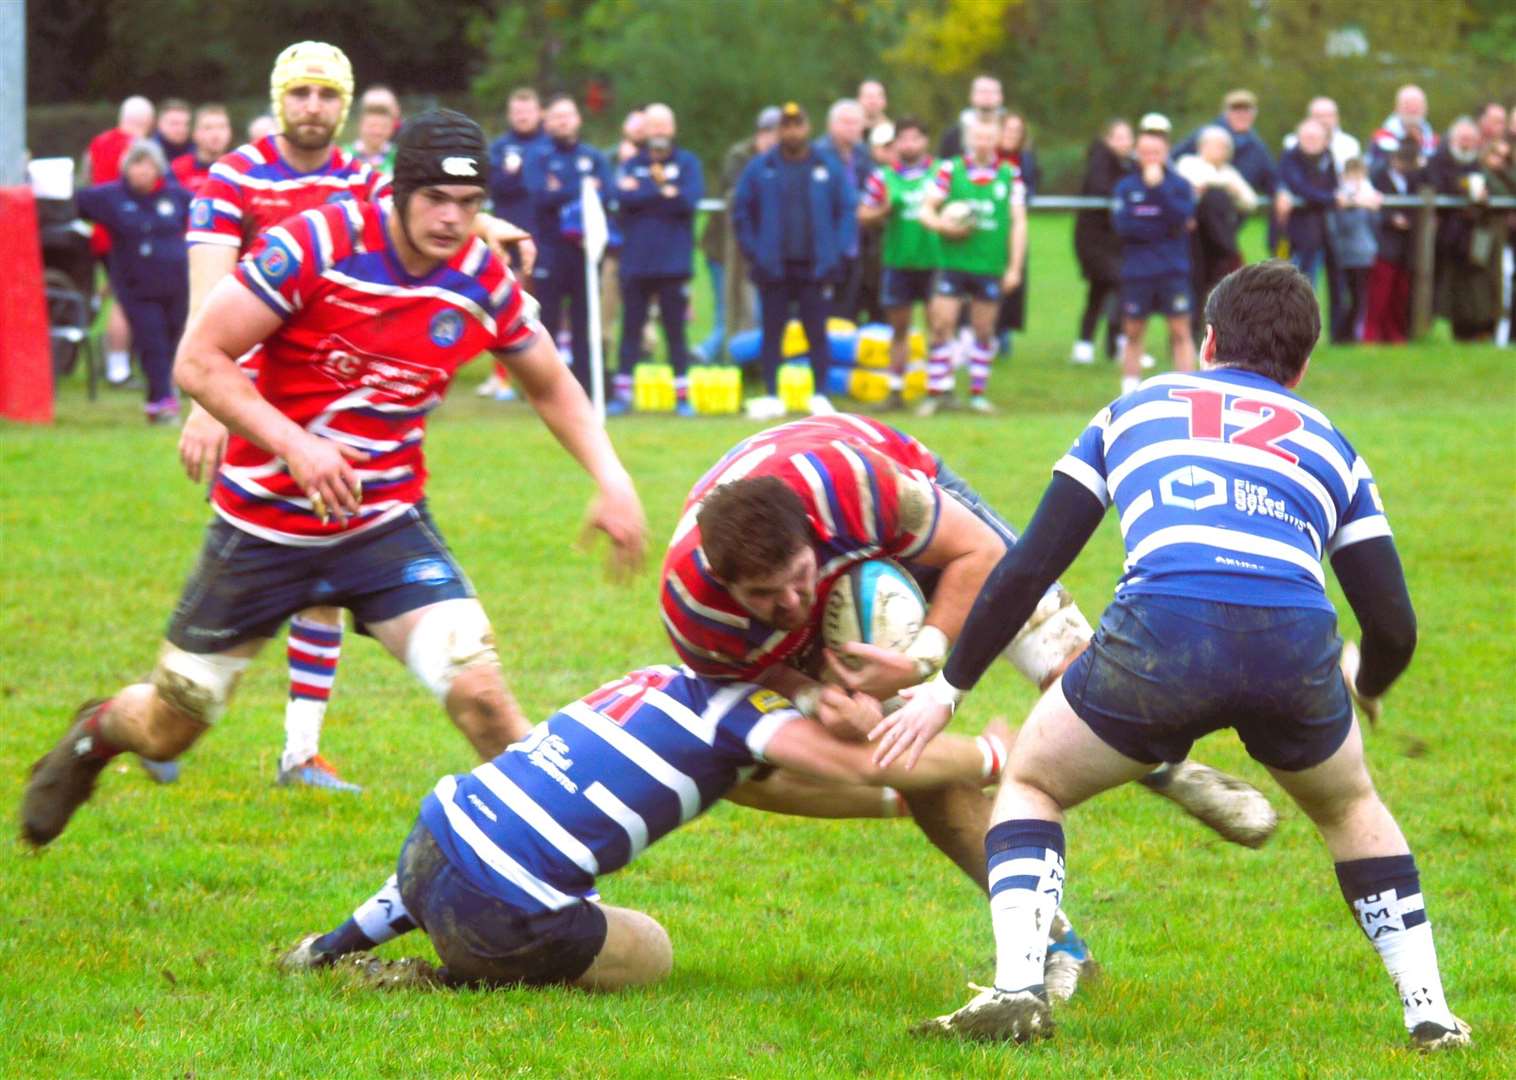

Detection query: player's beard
xmin=283 ymin=118 xmax=336 ymax=152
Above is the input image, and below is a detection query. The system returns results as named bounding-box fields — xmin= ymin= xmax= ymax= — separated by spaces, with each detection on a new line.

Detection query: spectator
xmin=1368 ymin=85 xmax=1437 ymax=171
xmin=73 ymin=139 xmax=191 ymax=422
xmin=994 ymin=109 xmax=1039 ymax=351
xmin=85 ymin=94 xmax=154 ymax=386
xmin=1429 ymin=118 xmax=1495 ymax=340
xmin=1113 ymin=119 xmax=1196 ymax=394
xmin=602 ymin=107 xmax=649 ymax=361
xmin=1174 ymin=89 xmax=1277 ymax=203
xmin=358 ymin=85 xmax=401 ymax=128
xmin=171 ymin=103 xmax=232 ymax=197
xmin=1477 ymin=103 xmax=1508 ymax=146
xmin=817 ymin=98 xmax=868 ymax=319
xmin=696 ymin=106 xmax=779 ymax=362
xmin=247 ymin=114 xmax=277 ymax=143
xmin=857 ymin=115 xmax=939 ymax=410
xmin=1176 ymin=125 xmax=1257 ymax=337
xmin=348 ymin=97 xmax=398 ymax=173
xmin=153 ymin=98 xmax=193 ymax=163
xmin=615 ymin=107 xmax=647 ymax=166
xmin=917 ymin=117 xmax=1026 ymax=415
xmin=1362 ymin=137 xmax=1423 ymax=344
xmin=1484 ymin=138 xmax=1515 ymax=346
xmin=607 ymin=104 xmax=704 ymax=416
xmin=479 ymin=87 xmax=549 ymax=401
xmin=858 ymin=79 xmax=890 ymax=139
xmin=525 ymin=94 xmax=612 ymax=394
xmin=1325 ymin=158 xmax=1382 ymax=343
xmin=732 ymin=101 xmax=856 ymax=419
xmin=855 ymin=122 xmax=896 ymax=323
xmin=1071 ymin=118 xmax=1134 ymax=364
xmin=1276 ymin=118 xmax=1339 ymax=287
xmin=1284 ymin=97 xmax=1363 ymax=336
xmin=940 ymin=75 xmax=1003 ymax=160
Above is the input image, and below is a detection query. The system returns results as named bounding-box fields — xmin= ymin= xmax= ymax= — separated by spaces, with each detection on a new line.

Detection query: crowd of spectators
xmin=62 ymin=74 xmax=1516 ymax=420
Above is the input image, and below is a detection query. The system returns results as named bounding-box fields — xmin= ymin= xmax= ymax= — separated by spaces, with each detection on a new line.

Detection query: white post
xmin=0 ymin=1 xmax=24 ymax=186
xmin=581 ymin=175 xmax=607 ymax=423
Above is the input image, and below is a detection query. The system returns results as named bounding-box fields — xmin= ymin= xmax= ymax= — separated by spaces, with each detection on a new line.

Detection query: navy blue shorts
xmin=165 ymin=502 xmax=474 ymax=652
xmin=1061 ymin=593 xmax=1353 ymax=772
xmin=397 ymin=821 xmax=607 ymax=987
xmin=880 ymin=267 xmax=936 ymax=308
xmin=935 ymin=269 xmax=1002 ymax=302
xmin=1120 ymin=273 xmax=1192 ymax=319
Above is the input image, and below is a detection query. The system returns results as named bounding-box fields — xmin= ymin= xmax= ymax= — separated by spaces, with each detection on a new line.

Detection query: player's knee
xmin=1005 ymin=586 xmax=1093 ymax=689
xmin=150 ymin=643 xmax=249 ymax=728
xmin=405 ymin=600 xmax=500 ymax=703
xmin=624 ymin=911 xmax=673 ymax=985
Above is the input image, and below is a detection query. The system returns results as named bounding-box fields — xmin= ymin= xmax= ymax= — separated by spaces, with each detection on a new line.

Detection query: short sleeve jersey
xmin=418 ymin=666 xmax=801 ymax=912
xmin=661 ymin=415 xmax=943 ymax=680
xmin=217 ymin=198 xmax=540 ymax=546
xmin=862 ymin=159 xmax=942 ymax=271
xmin=932 ymin=157 xmax=1024 ymax=276
xmin=1054 ymin=369 xmax=1392 ymax=609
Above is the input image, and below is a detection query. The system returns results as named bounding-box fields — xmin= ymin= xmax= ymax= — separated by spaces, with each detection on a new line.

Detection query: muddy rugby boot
xmin=1140 ymin=761 xmax=1278 ymax=848
xmin=21 ymin=699 xmax=115 ymax=847
xmin=912 ymin=983 xmax=1053 ymax=1043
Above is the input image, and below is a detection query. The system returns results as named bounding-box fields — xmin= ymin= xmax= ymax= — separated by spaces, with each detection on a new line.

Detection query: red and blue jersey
xmin=1056 ymin=369 xmax=1392 ymax=609
xmin=216 ymin=198 xmax=540 ymax=546
xmin=419 ymin=665 xmax=800 ymax=912
xmin=187 ymin=135 xmax=391 ymax=253
xmin=661 ymin=415 xmax=942 ymax=680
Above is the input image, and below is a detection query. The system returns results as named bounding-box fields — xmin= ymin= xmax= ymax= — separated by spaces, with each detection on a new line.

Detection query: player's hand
xmin=579 ymin=475 xmax=647 ymax=582
xmin=815 ymin=686 xmax=883 ymax=742
xmin=936 ymin=221 xmax=972 ymax=241
xmin=481 ymin=217 xmax=537 ymax=278
xmin=823 ymin=643 xmax=920 ymax=700
xmin=618 ymin=175 xmax=639 ymax=191
xmin=1339 ymin=641 xmax=1382 ymax=727
xmin=179 ymin=404 xmax=229 ymax=484
xmin=1273 ymin=190 xmax=1293 ymax=224
xmin=283 ymin=432 xmax=369 ymax=525
xmin=868 ymin=684 xmax=953 ymax=770
xmin=1001 ymin=267 xmax=1022 ymax=293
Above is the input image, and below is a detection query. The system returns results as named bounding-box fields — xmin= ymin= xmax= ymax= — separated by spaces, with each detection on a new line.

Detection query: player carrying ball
xmin=21 ymin=110 xmax=646 ymax=850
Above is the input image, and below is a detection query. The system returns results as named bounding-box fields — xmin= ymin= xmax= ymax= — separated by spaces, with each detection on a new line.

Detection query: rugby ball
xmin=822 ymin=558 xmax=927 ymax=669
xmin=940 ymin=200 xmax=976 ymax=230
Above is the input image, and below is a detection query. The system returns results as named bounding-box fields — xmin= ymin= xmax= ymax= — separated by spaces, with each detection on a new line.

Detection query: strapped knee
xmin=404 ymin=599 xmax=500 ymax=702
xmin=150 ymin=644 xmax=250 ymax=725
xmin=1003 ymin=586 xmax=1093 ymax=690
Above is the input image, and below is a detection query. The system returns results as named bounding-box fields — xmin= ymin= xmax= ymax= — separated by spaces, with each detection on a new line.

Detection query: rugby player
xmin=915 ymin=118 xmax=1026 ymax=416
xmin=173 ymin=42 xmax=536 ymax=791
xmin=857 ymin=117 xmax=939 ymax=412
xmin=278 ymin=664 xmax=1014 ymax=990
xmin=880 ymin=262 xmax=1469 ymax=1051
xmin=20 ymin=110 xmax=647 ymax=850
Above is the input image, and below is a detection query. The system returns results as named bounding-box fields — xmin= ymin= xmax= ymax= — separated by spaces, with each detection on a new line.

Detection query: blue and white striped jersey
xmin=1056 ymin=368 xmax=1391 ymax=609
xmin=418 ymin=666 xmax=800 ymax=912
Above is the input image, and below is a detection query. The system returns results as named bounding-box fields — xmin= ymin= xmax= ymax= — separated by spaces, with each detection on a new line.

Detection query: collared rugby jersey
xmin=418 ymin=666 xmax=801 ymax=911
xmin=661 ymin=415 xmax=942 ymax=680
xmin=215 ymin=198 xmax=539 ymax=545
xmin=1055 ymin=368 xmax=1391 ymax=609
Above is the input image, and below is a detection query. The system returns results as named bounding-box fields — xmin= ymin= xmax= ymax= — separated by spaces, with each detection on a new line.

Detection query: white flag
xmin=581 ymin=175 xmax=609 ymax=264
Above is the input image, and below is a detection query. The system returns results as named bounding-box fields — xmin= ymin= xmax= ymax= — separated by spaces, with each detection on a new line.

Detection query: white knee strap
xmin=1002 ymin=587 xmax=1093 ymax=689
xmin=151 ymin=644 xmax=251 ymax=725
xmin=404 ymin=599 xmax=499 ymax=701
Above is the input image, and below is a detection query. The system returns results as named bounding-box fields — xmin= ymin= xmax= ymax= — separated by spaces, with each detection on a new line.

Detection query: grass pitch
xmin=2 ymin=218 xmax=1513 ymax=1076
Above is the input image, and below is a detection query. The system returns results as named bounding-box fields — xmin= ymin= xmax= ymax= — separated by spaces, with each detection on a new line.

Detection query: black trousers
xmin=118 ymin=290 xmax=187 ymax=401
xmin=757 ymin=266 xmax=831 ymax=395
xmin=533 ymin=250 xmax=592 ymax=394
xmin=618 ymin=275 xmax=690 ymax=376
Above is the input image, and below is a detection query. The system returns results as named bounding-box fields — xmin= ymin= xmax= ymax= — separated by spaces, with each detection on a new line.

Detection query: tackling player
xmin=916 ymin=118 xmax=1026 ymax=415
xmin=880 ymin=262 xmax=1469 ymax=1051
xmin=857 ymin=117 xmax=939 ymax=412
xmin=174 ymin=42 xmax=535 ymax=791
xmin=277 ymin=664 xmax=1013 ymax=990
xmin=20 ymin=110 xmax=647 ymax=851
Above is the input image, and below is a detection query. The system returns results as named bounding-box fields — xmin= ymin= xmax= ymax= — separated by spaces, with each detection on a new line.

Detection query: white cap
xmin=1138 ymin=112 xmax=1172 ymax=135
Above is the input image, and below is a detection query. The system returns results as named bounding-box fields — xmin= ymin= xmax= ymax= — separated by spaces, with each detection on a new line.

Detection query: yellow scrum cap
xmin=270 ymin=41 xmax=355 ymax=134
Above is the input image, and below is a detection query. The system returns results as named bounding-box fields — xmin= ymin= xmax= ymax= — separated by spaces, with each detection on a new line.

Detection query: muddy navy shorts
xmin=165 ymin=502 xmax=474 ymax=652
xmin=396 ymin=821 xmax=608 ymax=987
xmin=1060 ymin=593 xmax=1353 ymax=772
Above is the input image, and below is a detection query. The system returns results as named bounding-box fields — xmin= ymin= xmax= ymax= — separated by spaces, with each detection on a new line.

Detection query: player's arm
xmin=175 ymin=276 xmax=368 ymax=521
xmin=757 ymin=663 xmax=883 ymax=741
xmin=1003 ymin=191 xmax=1028 ymax=291
xmin=870 ymin=473 xmax=1107 ymax=769
xmin=916 ymin=175 xmax=949 ymax=231
xmin=178 ymin=243 xmax=246 ymax=483
xmin=856 ymin=173 xmax=891 ymax=226
xmin=497 ymin=332 xmax=647 ymax=579
xmin=727 ymin=769 xmax=909 ymax=819
xmin=1330 ymin=536 xmax=1417 ymax=724
xmin=763 ymin=712 xmax=1003 ymax=792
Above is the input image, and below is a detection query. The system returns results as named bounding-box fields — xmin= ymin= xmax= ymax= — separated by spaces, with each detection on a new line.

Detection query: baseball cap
xmin=869 ymin=121 xmax=896 ymax=149
xmin=1224 ymin=89 xmax=1258 ymax=110
xmin=779 ymin=102 xmax=808 ymax=125
xmin=1138 ymin=112 xmax=1172 ymax=135
xmin=756 ymin=106 xmax=781 ymax=131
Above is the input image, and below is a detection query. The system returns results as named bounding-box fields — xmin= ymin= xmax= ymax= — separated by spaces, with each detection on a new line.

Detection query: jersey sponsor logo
xmin=190 ymin=200 xmax=212 ymax=227
xmin=1233 ymin=479 xmax=1311 ymax=533
xmin=429 ymin=309 xmax=465 ymax=347
xmin=511 ymin=727 xmax=578 ymax=793
xmin=401 ymin=557 xmax=456 ymax=585
xmin=157 ymin=197 xmax=177 ymax=218
xmin=504 ymin=150 xmax=522 ymax=172
xmin=746 ymin=689 xmax=790 ymax=714
xmin=323 ymin=293 xmax=382 ymax=317
xmin=257 ymin=238 xmax=296 ymax=286
xmin=442 ymin=156 xmax=479 ymax=178
xmin=316 ymin=334 xmax=444 ymax=402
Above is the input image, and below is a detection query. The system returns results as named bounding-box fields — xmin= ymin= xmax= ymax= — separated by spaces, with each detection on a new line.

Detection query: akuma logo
xmin=441 ymin=156 xmax=478 ymax=177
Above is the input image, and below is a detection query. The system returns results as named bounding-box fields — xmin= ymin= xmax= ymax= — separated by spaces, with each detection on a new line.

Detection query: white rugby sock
xmin=987 ymin=819 xmax=1066 ymax=992
xmin=353 ymin=874 xmax=417 ymax=946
